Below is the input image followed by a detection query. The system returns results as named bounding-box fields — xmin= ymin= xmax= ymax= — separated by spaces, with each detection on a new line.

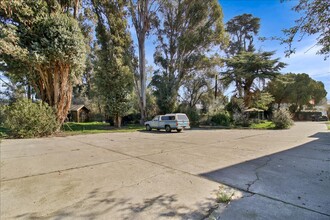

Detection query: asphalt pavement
xmin=1 ymin=122 xmax=329 ymax=219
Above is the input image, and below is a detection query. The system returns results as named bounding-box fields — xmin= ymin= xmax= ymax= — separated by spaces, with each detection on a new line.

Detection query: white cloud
xmin=279 ymin=39 xmax=330 ymax=78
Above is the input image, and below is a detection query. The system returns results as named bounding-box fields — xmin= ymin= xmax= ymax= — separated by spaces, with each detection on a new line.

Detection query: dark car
xmin=318 ymin=115 xmax=329 ymax=121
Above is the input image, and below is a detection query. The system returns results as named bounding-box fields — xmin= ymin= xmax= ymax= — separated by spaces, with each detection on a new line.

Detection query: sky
xmin=218 ymin=0 xmax=330 ymax=99
xmin=138 ymin=0 xmax=330 ymax=100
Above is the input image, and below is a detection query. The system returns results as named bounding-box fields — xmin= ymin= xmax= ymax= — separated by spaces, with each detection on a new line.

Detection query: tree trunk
xmin=115 ymin=114 xmax=122 ymax=128
xmin=138 ymin=36 xmax=146 ymax=124
xmin=27 ymin=84 xmax=31 ymax=100
xmin=33 ymin=64 xmax=73 ymax=131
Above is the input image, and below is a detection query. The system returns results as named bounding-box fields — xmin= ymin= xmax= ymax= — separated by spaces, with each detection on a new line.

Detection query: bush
xmin=211 ymin=111 xmax=231 ymax=126
xmin=272 ymin=109 xmax=294 ymax=129
xmin=185 ymin=108 xmax=200 ymax=127
xmin=3 ymin=99 xmax=58 ymax=138
xmin=0 ymin=105 xmax=6 ymax=126
xmin=233 ymin=111 xmax=251 ymax=127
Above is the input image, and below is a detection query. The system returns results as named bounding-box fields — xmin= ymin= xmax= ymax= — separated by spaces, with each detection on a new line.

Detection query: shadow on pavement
xmin=200 ymin=132 xmax=330 ymax=217
xmin=13 ymin=188 xmax=217 ymax=220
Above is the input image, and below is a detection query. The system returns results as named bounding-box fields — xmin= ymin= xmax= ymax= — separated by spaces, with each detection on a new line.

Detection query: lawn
xmin=327 ymin=121 xmax=330 ymax=130
xmin=62 ymin=122 xmax=144 ymax=135
xmin=249 ymin=121 xmax=276 ymax=129
xmin=0 ymin=126 xmax=9 ymax=138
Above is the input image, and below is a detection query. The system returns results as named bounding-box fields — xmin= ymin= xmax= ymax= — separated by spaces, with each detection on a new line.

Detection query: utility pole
xmin=214 ymin=74 xmax=218 ymax=99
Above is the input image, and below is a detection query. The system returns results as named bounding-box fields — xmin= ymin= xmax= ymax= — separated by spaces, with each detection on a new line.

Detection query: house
xmin=68 ymin=105 xmax=90 ymax=122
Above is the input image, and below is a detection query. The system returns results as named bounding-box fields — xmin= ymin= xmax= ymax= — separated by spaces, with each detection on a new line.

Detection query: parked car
xmin=312 ymin=115 xmax=329 ymax=121
xmin=144 ymin=113 xmax=190 ymax=132
xmin=318 ymin=115 xmax=329 ymax=121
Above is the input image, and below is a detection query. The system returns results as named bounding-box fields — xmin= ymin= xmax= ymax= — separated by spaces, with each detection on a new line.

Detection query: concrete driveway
xmin=1 ymin=122 xmax=329 ymax=219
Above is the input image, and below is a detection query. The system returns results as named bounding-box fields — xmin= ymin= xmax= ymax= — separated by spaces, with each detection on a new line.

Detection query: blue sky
xmin=138 ymin=0 xmax=329 ymax=99
xmin=219 ymin=0 xmax=329 ymax=99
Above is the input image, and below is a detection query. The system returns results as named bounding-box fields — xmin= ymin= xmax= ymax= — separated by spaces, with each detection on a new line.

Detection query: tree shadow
xmin=13 ymin=189 xmax=217 ymax=219
xmin=200 ymin=132 xmax=330 ymax=216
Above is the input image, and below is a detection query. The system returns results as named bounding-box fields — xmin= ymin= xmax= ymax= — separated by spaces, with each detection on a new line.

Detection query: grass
xmin=250 ymin=121 xmax=275 ymax=129
xmin=216 ymin=186 xmax=234 ymax=204
xmin=327 ymin=121 xmax=330 ymax=130
xmin=62 ymin=122 xmax=144 ymax=135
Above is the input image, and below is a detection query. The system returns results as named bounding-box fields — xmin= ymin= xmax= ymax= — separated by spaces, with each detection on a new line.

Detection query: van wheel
xmin=177 ymin=129 xmax=182 ymax=133
xmin=165 ymin=125 xmax=171 ymax=133
xmin=146 ymin=124 xmax=152 ymax=131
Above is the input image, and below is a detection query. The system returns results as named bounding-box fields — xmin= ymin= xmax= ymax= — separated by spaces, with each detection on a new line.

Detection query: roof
xmin=244 ymin=108 xmax=264 ymax=112
xmin=69 ymin=105 xmax=89 ymax=112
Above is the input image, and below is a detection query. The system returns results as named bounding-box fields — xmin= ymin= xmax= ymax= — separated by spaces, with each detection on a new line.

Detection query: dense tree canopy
xmin=0 ymin=1 xmax=86 ymax=126
xmin=267 ymin=73 xmax=327 ymax=112
xmin=222 ymin=51 xmax=286 ymax=108
xmin=92 ymin=0 xmax=134 ymax=127
xmin=225 ymin=13 xmax=260 ymax=55
xmin=151 ymin=0 xmax=227 ymax=113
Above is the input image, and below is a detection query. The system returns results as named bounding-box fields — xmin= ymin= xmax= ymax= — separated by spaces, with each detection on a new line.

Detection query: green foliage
xmin=222 ymin=51 xmax=286 ymax=108
xmin=250 ymin=121 xmax=275 ymax=129
xmin=252 ymin=92 xmax=274 ymax=110
xmin=217 ymin=186 xmax=234 ymax=204
xmin=226 ymin=13 xmax=260 ymax=55
xmin=24 ymin=13 xmax=86 ymax=75
xmin=211 ymin=111 xmax=231 ymax=126
xmin=3 ymin=99 xmax=58 ymax=138
xmin=152 ymin=0 xmax=227 ymax=113
xmin=272 ymin=109 xmax=294 ymax=129
xmin=1 ymin=3 xmax=87 ymax=126
xmin=92 ymin=0 xmax=134 ymax=127
xmin=177 ymin=104 xmax=200 ymax=126
xmin=185 ymin=108 xmax=200 ymax=127
xmin=267 ymin=74 xmax=295 ymax=108
xmin=282 ymin=0 xmax=330 ymax=59
xmin=233 ymin=111 xmax=251 ymax=127
xmin=267 ymin=73 xmax=327 ymax=112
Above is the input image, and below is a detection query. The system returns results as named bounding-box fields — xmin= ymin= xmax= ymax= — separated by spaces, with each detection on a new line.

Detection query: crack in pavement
xmin=1 ymin=159 xmax=132 ymax=182
xmin=246 ymin=156 xmax=272 ymax=192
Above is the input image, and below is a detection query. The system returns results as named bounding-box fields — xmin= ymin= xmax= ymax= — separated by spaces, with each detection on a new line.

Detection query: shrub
xmin=185 ymin=108 xmax=200 ymax=126
xmin=0 ymin=105 xmax=6 ymax=126
xmin=211 ymin=111 xmax=231 ymax=126
xmin=3 ymin=99 xmax=58 ymax=138
xmin=272 ymin=109 xmax=294 ymax=129
xmin=233 ymin=111 xmax=251 ymax=127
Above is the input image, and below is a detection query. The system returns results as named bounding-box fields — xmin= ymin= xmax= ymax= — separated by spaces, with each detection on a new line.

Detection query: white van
xmin=144 ymin=113 xmax=190 ymax=132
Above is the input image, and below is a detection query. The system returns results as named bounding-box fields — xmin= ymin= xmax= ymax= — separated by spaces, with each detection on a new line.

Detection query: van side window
xmin=161 ymin=116 xmax=169 ymax=120
xmin=178 ymin=115 xmax=188 ymax=120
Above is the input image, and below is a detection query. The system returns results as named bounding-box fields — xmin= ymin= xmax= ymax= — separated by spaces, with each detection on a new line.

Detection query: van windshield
xmin=177 ymin=115 xmax=188 ymax=120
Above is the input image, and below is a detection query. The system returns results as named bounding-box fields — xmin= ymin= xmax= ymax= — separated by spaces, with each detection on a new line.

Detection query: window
xmin=168 ymin=116 xmax=175 ymax=120
xmin=177 ymin=114 xmax=188 ymax=120
xmin=161 ymin=116 xmax=169 ymax=120
xmin=153 ymin=116 xmax=159 ymax=121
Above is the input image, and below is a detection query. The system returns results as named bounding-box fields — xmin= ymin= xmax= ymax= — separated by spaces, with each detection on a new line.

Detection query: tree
xmin=128 ymin=0 xmax=158 ymax=124
xmin=1 ymin=2 xmax=86 ymax=127
xmin=151 ymin=0 xmax=227 ymax=113
xmin=267 ymin=73 xmax=327 ymax=113
xmin=225 ymin=13 xmax=260 ymax=55
xmin=288 ymin=73 xmax=327 ymax=112
xmin=222 ymin=51 xmax=286 ymax=108
xmin=251 ymin=92 xmax=274 ymax=111
xmin=267 ymin=73 xmax=295 ymax=109
xmin=92 ymin=0 xmax=134 ymax=128
xmin=282 ymin=0 xmax=330 ymax=59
